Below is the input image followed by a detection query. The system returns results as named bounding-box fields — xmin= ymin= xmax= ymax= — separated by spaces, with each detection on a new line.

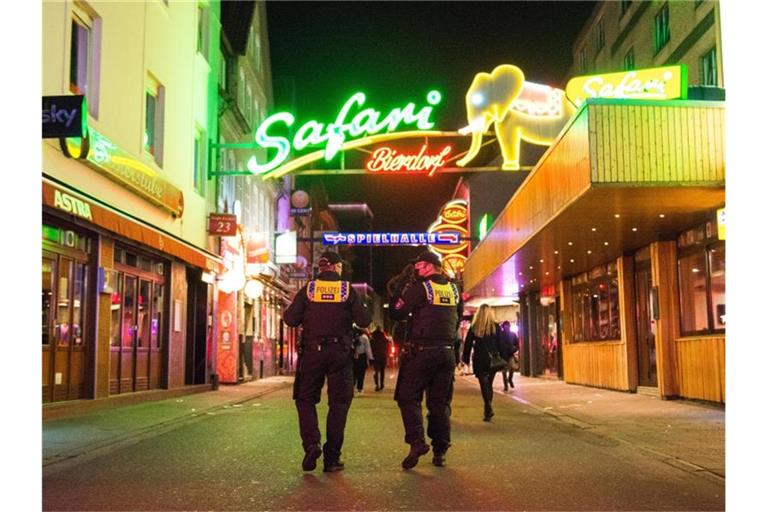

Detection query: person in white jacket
xmin=352 ymin=326 xmax=373 ymax=395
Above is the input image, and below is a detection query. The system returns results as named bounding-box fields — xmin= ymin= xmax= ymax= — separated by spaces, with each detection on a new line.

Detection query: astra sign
xmin=250 ymin=91 xmax=444 ymax=179
xmin=322 ymin=232 xmax=461 ymax=246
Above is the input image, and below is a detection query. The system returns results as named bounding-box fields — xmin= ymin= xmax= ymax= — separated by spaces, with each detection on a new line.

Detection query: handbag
xmin=488 ymin=349 xmax=508 ymax=372
xmin=510 ymin=352 xmax=520 ymax=372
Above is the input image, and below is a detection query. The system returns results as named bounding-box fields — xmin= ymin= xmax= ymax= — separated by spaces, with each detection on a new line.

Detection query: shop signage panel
xmin=42 ymin=95 xmax=87 ymax=138
xmin=208 ymin=213 xmax=238 ymax=236
xmin=428 ymin=199 xmax=469 ymax=278
xmin=64 ymin=128 xmax=184 ymax=217
xmin=322 ymin=232 xmax=461 ymax=246
xmin=565 ymin=65 xmax=688 ymax=107
xmin=717 ymin=208 xmax=725 ymax=240
xmin=365 ymin=144 xmax=452 ymax=176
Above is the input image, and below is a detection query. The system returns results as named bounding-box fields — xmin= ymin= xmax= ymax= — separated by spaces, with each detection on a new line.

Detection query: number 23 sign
xmin=208 ymin=213 xmax=238 ymax=236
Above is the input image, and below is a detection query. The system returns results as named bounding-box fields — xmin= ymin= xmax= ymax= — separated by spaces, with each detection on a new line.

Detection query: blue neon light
xmin=322 ymin=232 xmax=462 ymax=246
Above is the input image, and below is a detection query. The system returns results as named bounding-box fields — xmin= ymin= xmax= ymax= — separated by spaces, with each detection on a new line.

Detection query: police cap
xmin=318 ymin=251 xmax=342 ymax=267
xmin=410 ymin=250 xmax=442 ymax=267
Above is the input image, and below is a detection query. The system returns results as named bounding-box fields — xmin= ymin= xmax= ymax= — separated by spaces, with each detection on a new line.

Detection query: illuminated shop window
xmin=700 ymin=47 xmax=718 ymax=86
xmin=570 ymin=263 xmax=620 ymax=341
xmin=145 ymin=75 xmax=165 ymax=167
xmin=623 ymin=47 xmax=635 ymax=71
xmin=654 ymin=3 xmax=670 ymax=54
xmin=69 ymin=3 xmax=101 ymax=117
xmin=677 ymin=220 xmax=725 ymax=335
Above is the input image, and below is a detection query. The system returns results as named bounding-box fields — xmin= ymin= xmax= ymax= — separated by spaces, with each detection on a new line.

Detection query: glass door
xmin=119 ymin=275 xmax=137 ymax=393
xmin=635 ymin=260 xmax=657 ymax=387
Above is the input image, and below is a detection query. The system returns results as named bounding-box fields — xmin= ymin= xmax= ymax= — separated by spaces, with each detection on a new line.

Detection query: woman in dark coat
xmin=462 ymin=304 xmax=502 ymax=421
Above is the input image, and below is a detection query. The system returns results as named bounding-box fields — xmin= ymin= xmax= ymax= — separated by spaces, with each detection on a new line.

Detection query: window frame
xmin=595 ymin=17 xmax=605 ymax=53
xmin=196 ymin=3 xmax=209 ymax=60
xmin=144 ymin=75 xmax=165 ymax=167
xmin=193 ymin=127 xmax=206 ymax=195
xmin=620 ymin=0 xmax=632 ymax=17
xmin=677 ymin=224 xmax=725 ymax=336
xmin=653 ymin=3 xmax=671 ymax=55
xmin=69 ymin=2 xmax=101 ymax=118
xmin=699 ymin=46 xmax=718 ymax=86
xmin=578 ymin=47 xmax=588 ymax=74
xmin=623 ymin=47 xmax=635 ymax=71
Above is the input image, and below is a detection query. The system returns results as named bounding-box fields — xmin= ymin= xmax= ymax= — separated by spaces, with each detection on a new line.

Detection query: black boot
xmin=323 ymin=459 xmax=345 ymax=472
xmin=401 ymin=441 xmax=430 ymax=469
xmin=302 ymin=444 xmax=322 ymax=471
xmin=432 ymin=452 xmax=446 ymax=467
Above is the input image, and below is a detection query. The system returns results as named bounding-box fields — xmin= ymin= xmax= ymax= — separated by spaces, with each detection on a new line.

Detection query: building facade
xmin=213 ymin=1 xmax=293 ymax=384
xmin=462 ymin=1 xmax=725 ymax=403
xmin=42 ymin=0 xmax=223 ymax=409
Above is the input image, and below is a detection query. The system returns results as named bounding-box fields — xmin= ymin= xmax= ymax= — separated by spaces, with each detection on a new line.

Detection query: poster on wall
xmin=216 ymin=291 xmax=238 ymax=384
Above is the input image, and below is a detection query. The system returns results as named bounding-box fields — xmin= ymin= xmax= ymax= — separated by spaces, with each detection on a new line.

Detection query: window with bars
xmin=654 ymin=3 xmax=670 ymax=54
xmin=700 ymin=47 xmax=718 ymax=86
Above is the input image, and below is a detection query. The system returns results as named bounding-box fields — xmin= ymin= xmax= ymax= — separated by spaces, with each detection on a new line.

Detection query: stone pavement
xmin=43 ymin=372 xmax=724 ymax=483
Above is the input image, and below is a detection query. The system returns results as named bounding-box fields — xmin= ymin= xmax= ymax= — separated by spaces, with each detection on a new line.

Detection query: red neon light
xmin=366 ymin=144 xmax=452 ymax=177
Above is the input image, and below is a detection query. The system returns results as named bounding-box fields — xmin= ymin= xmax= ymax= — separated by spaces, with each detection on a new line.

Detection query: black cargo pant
xmin=395 ymin=344 xmax=456 ymax=454
xmin=293 ymin=341 xmax=354 ymax=462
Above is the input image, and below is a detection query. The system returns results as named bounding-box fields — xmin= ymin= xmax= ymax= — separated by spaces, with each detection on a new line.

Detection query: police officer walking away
xmin=389 ymin=250 xmax=463 ymax=469
xmin=284 ymin=251 xmax=371 ymax=472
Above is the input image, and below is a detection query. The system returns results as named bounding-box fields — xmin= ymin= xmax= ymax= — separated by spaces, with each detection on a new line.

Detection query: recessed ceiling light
xmin=568 ymin=241 xmax=573 ymax=246
xmin=659 ymin=213 xmax=665 ymax=218
xmin=604 ymin=241 xmax=609 ymax=246
xmin=591 ymin=227 xmax=597 ymax=232
xmin=587 ymin=250 xmax=592 ymax=254
xmin=558 ymin=266 xmax=561 ymax=269
xmin=632 ymin=227 xmax=638 ymax=232
xmin=570 ymin=259 xmax=575 ymax=263
xmin=518 ymin=272 xmax=523 ymax=275
xmin=545 ymin=272 xmax=549 ymax=275
xmin=539 ymin=259 xmax=544 ymax=263
xmin=692 ymin=268 xmax=700 ymax=273
xmin=554 ymin=250 xmax=559 ymax=254
xmin=529 ymin=266 xmax=533 ymax=270
xmin=614 ymin=214 xmax=620 ymax=218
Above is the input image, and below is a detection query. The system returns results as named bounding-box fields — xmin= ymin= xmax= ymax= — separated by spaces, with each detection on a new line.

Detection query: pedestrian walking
xmin=369 ymin=325 xmax=389 ymax=391
xmin=353 ymin=326 xmax=373 ymax=395
xmin=500 ymin=320 xmax=520 ymax=389
xmin=389 ymin=251 xmax=463 ymax=469
xmin=283 ymin=251 xmax=371 ymax=473
xmin=462 ymin=304 xmax=503 ymax=421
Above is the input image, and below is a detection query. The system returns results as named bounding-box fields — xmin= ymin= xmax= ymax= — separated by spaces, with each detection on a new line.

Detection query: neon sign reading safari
xmin=249 ymin=91 xmax=445 ymax=178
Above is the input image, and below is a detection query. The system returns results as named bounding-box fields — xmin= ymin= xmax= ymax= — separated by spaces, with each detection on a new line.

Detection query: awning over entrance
xmin=463 ymin=98 xmax=725 ymax=298
xmin=43 ymin=177 xmax=225 ymax=273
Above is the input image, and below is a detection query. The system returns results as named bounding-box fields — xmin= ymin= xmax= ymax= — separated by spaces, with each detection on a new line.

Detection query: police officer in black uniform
xmin=284 ymin=251 xmax=371 ymax=472
xmin=389 ymin=250 xmax=463 ymax=469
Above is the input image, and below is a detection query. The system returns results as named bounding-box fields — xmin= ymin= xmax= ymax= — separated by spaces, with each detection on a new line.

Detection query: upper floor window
xmin=595 ymin=18 xmax=605 ymax=53
xmin=654 ymin=3 xmax=670 ymax=54
xmin=144 ymin=75 xmax=165 ymax=167
xmin=70 ymin=3 xmax=101 ymax=117
xmin=197 ymin=4 xmax=209 ymax=59
xmin=700 ymin=47 xmax=718 ymax=86
xmin=620 ymin=0 xmax=632 ymax=17
xmin=578 ymin=48 xmax=588 ymax=73
xmin=623 ymin=47 xmax=635 ymax=71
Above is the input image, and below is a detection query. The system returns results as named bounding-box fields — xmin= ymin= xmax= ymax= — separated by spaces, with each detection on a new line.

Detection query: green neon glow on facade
xmin=247 ymin=90 xmax=443 ymax=175
xmin=478 ymin=214 xmax=491 ymax=241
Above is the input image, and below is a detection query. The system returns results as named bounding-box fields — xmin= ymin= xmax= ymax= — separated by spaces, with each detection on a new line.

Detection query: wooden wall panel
xmin=463 ymin=109 xmax=593 ymax=293
xmin=618 ymin=256 xmax=638 ymax=392
xmin=168 ymin=261 xmax=188 ymax=389
xmin=95 ymin=237 xmax=114 ymax=399
xmin=563 ymin=341 xmax=629 ymax=391
xmin=651 ymin=241 xmax=681 ymax=398
xmin=592 ymin=102 xmax=724 ymax=185
xmin=675 ymin=336 xmax=725 ymax=403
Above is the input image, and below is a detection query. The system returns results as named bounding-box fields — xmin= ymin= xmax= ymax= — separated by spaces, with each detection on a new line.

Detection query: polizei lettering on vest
xmin=53 ymin=190 xmax=93 ymax=221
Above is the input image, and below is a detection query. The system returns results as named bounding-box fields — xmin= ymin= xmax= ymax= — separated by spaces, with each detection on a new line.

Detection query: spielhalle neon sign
xmin=322 ymin=232 xmax=462 ymax=246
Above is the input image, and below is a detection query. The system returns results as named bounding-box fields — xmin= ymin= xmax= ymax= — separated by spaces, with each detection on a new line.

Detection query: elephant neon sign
xmin=457 ymin=64 xmax=577 ymax=171
xmin=249 ymin=90 xmax=445 ymax=178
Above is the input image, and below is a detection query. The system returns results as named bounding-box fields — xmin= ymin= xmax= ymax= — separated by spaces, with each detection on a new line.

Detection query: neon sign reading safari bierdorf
xmin=248 ymin=91 xmax=444 ymax=178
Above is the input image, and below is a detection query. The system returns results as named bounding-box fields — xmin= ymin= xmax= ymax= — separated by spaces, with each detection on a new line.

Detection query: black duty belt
xmin=414 ymin=345 xmax=453 ymax=352
xmin=302 ymin=336 xmax=348 ymax=351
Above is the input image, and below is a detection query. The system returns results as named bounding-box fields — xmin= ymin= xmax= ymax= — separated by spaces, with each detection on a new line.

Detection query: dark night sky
xmin=265 ymin=1 xmax=596 ymax=294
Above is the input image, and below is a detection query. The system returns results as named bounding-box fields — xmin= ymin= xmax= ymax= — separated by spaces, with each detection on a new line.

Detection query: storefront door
xmin=109 ymin=248 xmax=166 ymax=394
xmin=634 ymin=258 xmax=657 ymax=387
xmin=537 ymin=299 xmax=561 ymax=378
xmin=42 ymin=250 xmax=89 ymax=403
